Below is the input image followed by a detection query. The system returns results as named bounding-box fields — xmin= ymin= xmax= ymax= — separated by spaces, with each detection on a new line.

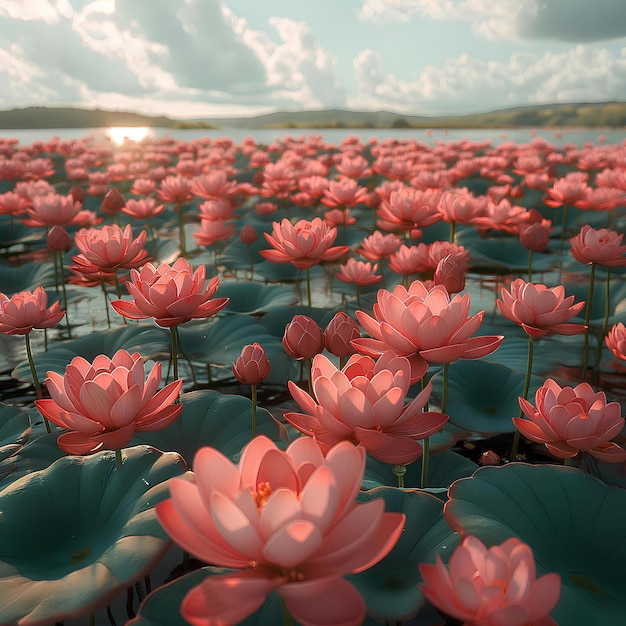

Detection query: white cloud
xmin=357 ymin=0 xmax=626 ymax=43
xmin=351 ymin=45 xmax=626 ymax=114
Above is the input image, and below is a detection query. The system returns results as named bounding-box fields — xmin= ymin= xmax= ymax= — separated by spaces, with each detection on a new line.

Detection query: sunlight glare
xmin=106 ymin=127 xmax=155 ymax=146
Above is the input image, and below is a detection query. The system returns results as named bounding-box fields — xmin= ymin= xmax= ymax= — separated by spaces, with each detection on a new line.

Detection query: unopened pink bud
xmin=47 ymin=225 xmax=72 ymax=252
xmin=323 ymin=312 xmax=360 ymax=357
xmin=240 ymin=224 xmax=258 ymax=244
xmin=519 ymin=221 xmax=551 ymax=252
xmin=232 ymin=343 xmax=271 ymax=385
xmin=434 ymin=254 xmax=465 ymax=294
xmin=478 ymin=450 xmax=502 ymax=466
xmin=283 ymin=315 xmax=324 ymax=360
xmin=101 ymin=187 xmax=125 ymax=216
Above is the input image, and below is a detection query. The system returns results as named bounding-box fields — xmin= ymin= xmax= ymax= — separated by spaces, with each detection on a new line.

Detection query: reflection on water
xmin=104 ymin=126 xmax=155 ymax=145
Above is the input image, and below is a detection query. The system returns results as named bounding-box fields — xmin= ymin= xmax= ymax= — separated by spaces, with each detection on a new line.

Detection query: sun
xmin=105 ymin=126 xmax=155 ymax=146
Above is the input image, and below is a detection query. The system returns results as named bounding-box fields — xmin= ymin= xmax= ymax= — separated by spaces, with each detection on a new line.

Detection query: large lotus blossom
xmin=419 ymin=536 xmax=561 ymax=626
xmin=497 ymin=279 xmax=586 ymax=338
xmin=260 ymin=217 xmax=350 ymax=269
xmin=156 ymin=436 xmax=405 ymax=626
xmin=35 ymin=350 xmax=182 ymax=455
xmin=353 ymin=281 xmax=503 ymax=382
xmin=377 ymin=188 xmax=442 ymax=232
xmin=286 ymin=352 xmax=448 ymax=464
xmin=0 ymin=286 xmax=65 ymax=335
xmin=514 ymin=379 xmax=626 ymax=462
xmin=569 ymin=225 xmax=626 ymax=267
xmin=111 ymin=258 xmax=228 ymax=327
xmin=71 ymin=224 xmax=150 ymax=276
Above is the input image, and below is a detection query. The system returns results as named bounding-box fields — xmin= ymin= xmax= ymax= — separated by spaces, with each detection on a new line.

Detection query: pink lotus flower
xmin=122 ymin=198 xmax=165 ymax=220
xmin=514 ymin=378 xmax=626 ymax=462
xmin=569 ymin=225 xmax=626 ymax=267
xmin=354 ymin=281 xmax=503 ymax=382
xmin=286 ymin=352 xmax=448 ymax=464
xmin=497 ymin=279 xmax=586 ymax=338
xmin=419 ymin=536 xmax=561 ymax=626
xmin=22 ymin=192 xmax=96 ymax=227
xmin=111 ymin=258 xmax=228 ymax=328
xmin=156 ymin=436 xmax=405 ymax=626
xmin=359 ymin=230 xmax=402 ymax=261
xmin=35 ymin=350 xmax=182 ymax=455
xmin=0 ymin=286 xmax=65 ymax=335
xmin=232 ymin=343 xmax=271 ymax=386
xmin=71 ymin=224 xmax=150 ymax=276
xmin=377 ymin=187 xmax=443 ymax=232
xmin=192 ymin=218 xmax=236 ymax=247
xmin=606 ymin=322 xmax=626 ymax=361
xmin=157 ymin=175 xmax=192 ymax=204
xmin=321 ymin=178 xmax=367 ymax=208
xmin=335 ymin=258 xmax=382 ymax=287
xmin=260 ymin=218 xmax=350 ymax=269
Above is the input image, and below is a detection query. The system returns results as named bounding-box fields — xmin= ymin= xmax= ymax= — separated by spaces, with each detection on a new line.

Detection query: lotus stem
xmin=177 ymin=202 xmax=186 ymax=255
xmin=511 ymin=335 xmax=534 ymax=461
xmin=559 ymin=204 xmax=570 ymax=252
xmin=115 ymin=448 xmax=123 ymax=469
xmin=58 ymin=251 xmax=72 ymax=339
xmin=134 ymin=579 xmax=146 ymax=605
xmin=356 ymin=284 xmax=361 ymax=308
xmin=114 ymin=273 xmax=122 ymax=300
xmin=306 ymin=267 xmax=312 ymax=308
xmin=170 ymin=326 xmax=179 ymax=384
xmin=102 ymin=283 xmax=111 ymax=329
xmin=564 ymin=457 xmax=572 ymax=466
xmin=441 ymin=362 xmax=449 ymax=414
xmin=147 ymin=217 xmax=159 ymax=262
xmin=594 ymin=267 xmax=612 ymax=369
xmin=26 ymin=331 xmax=49 ymax=432
xmin=88 ymin=613 xmax=95 ymax=626
xmin=52 ymin=249 xmax=59 ymax=292
xmin=527 ymin=248 xmax=533 ymax=283
xmin=280 ymin=596 xmax=296 ymax=626
xmin=581 ymin=262 xmax=595 ymax=380
xmin=393 ymin=464 xmax=406 ymax=488
xmin=450 ymin=220 xmax=456 ymax=244
xmin=246 ymin=243 xmax=254 ymax=280
xmin=251 ymin=383 xmax=257 ymax=438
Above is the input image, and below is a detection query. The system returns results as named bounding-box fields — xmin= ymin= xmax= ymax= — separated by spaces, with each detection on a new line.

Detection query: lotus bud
xmin=101 ymin=187 xmax=125 ymax=216
xmin=323 ymin=312 xmax=360 ymax=357
xmin=434 ymin=254 xmax=465 ymax=294
xmin=239 ymin=224 xmax=258 ymax=245
xmin=519 ymin=221 xmax=551 ymax=252
xmin=232 ymin=343 xmax=271 ymax=385
xmin=47 ymin=225 xmax=72 ymax=252
xmin=282 ymin=315 xmax=324 ymax=360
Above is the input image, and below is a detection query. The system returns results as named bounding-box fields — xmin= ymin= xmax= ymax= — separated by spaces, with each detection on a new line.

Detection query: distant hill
xmin=0 ymin=101 xmax=625 ymax=130
xmin=0 ymin=107 xmax=177 ymax=129
xmin=202 ymin=102 xmax=626 ymax=129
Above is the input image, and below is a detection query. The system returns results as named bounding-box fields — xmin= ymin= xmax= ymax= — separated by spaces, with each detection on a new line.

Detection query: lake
xmin=3 ymin=126 xmax=624 ymax=148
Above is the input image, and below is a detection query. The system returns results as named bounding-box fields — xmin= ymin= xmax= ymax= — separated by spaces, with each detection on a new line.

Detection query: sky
xmin=1 ymin=0 xmax=626 ymax=120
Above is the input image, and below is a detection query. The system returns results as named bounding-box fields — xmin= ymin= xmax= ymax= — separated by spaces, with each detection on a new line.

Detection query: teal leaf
xmin=131 ymin=390 xmax=289 ymax=467
xmin=0 ymin=446 xmax=187 ymax=626
xmin=11 ymin=323 xmax=170 ymax=383
xmin=431 ymin=360 xmax=543 ymax=434
xmin=350 ymin=487 xmax=459 ymax=623
xmin=129 ymin=567 xmax=283 ymax=626
xmin=445 ymin=463 xmax=626 ymax=625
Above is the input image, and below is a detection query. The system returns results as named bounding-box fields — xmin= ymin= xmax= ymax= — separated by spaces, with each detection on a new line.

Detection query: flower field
xmin=0 ymin=130 xmax=625 ymax=625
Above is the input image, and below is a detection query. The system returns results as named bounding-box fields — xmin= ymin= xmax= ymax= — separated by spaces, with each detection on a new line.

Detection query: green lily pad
xmin=11 ymin=323 xmax=170 ymax=383
xmin=363 ymin=450 xmax=478 ymax=490
xmin=468 ymin=237 xmax=556 ymax=272
xmin=0 ymin=403 xmax=31 ymax=464
xmin=257 ymin=306 xmax=336 ymax=338
xmin=213 ymin=281 xmax=298 ymax=314
xmin=0 ymin=261 xmax=56 ymax=294
xmin=445 ymin=463 xmax=626 ymax=625
xmin=0 ymin=431 xmax=66 ymax=490
xmin=349 ymin=487 xmax=459 ymax=623
xmin=131 ymin=390 xmax=289 ymax=466
xmin=0 ymin=446 xmax=187 ymax=626
xmin=128 ymin=567 xmax=283 ymax=626
xmin=431 ymin=360 xmax=543 ymax=434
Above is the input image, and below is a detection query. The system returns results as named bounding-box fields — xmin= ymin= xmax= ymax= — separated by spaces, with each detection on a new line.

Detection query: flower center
xmin=252 ymin=481 xmax=273 ymax=508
